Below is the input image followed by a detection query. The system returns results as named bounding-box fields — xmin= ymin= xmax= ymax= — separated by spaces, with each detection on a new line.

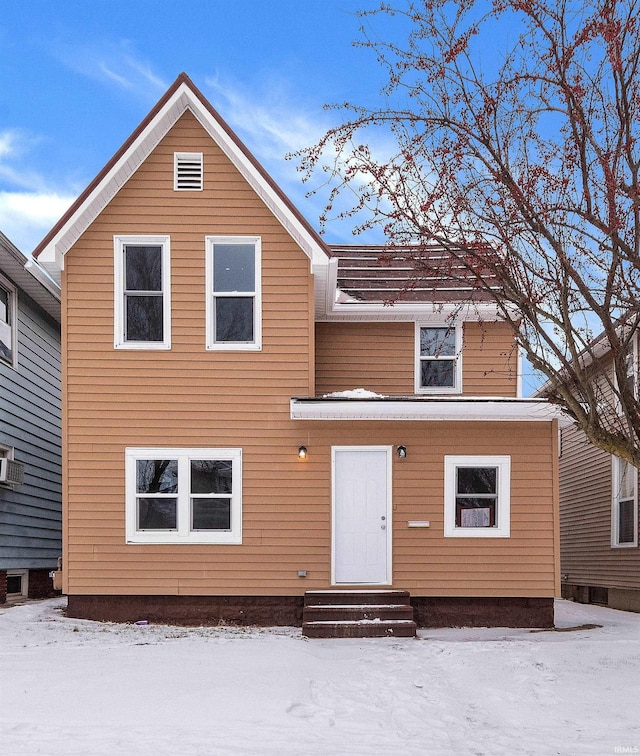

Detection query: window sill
xmin=115 ymin=343 xmax=171 ymax=350
xmin=206 ymin=344 xmax=262 ymax=352
xmin=126 ymin=534 xmax=242 ymax=545
xmin=445 ymin=528 xmax=510 ymax=538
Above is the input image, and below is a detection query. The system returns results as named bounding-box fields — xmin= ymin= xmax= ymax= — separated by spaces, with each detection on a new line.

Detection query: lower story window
xmin=612 ymin=456 xmax=638 ymax=547
xmin=444 ymin=455 xmax=511 ymax=537
xmin=125 ymin=448 xmax=242 ymax=544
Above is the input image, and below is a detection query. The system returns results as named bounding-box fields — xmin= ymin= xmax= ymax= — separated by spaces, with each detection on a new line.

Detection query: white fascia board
xmin=290 ymin=397 xmax=560 ymax=421
xmin=23 ymin=257 xmax=62 ymax=300
xmin=37 ymin=97 xmax=186 ymax=271
xmin=316 ymin=299 xmax=503 ymax=322
xmin=37 ymin=83 xmax=329 ymax=276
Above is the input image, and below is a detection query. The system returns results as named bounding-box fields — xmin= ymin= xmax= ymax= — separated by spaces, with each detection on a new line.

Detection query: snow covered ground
xmin=1 ymin=598 xmax=639 ymax=755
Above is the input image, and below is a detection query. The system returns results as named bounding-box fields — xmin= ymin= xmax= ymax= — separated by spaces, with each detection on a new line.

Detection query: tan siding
xmin=463 ymin=321 xmax=518 ymax=396
xmin=559 ymin=424 xmax=640 ymax=590
xmin=62 ymin=111 xmax=554 ymax=599
xmin=315 ymin=320 xmax=518 ymax=397
xmin=315 ymin=322 xmax=414 ymax=395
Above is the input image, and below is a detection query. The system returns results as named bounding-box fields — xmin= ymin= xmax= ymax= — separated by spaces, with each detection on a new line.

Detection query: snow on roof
xmin=323 ymin=388 xmax=387 ymax=399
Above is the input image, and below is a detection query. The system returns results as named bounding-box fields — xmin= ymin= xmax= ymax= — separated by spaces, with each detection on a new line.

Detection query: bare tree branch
xmin=294 ymin=0 xmax=640 ymax=466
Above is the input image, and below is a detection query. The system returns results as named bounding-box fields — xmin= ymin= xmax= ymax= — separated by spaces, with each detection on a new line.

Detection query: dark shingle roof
xmin=329 ymin=244 xmax=499 ymax=304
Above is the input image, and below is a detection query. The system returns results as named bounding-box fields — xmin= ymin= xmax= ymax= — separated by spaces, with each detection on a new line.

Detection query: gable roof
xmin=33 ymin=73 xmax=330 ymax=283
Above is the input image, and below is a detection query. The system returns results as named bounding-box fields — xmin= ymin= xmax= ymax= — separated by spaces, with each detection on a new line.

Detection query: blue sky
xmin=1 ymin=2 xmax=545 ymax=393
xmin=1 ymin=0 xmax=395 ymax=253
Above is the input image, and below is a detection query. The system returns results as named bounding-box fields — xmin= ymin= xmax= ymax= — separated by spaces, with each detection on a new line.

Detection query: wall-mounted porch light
xmin=397 ymin=445 xmax=407 ymax=459
xmin=298 ymin=445 xmax=308 ymax=460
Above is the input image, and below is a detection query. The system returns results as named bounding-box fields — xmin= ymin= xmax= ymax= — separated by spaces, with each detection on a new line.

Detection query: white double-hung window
xmin=206 ymin=236 xmax=261 ymax=350
xmin=125 ymin=448 xmax=242 ymax=544
xmin=612 ymin=456 xmax=638 ymax=547
xmin=415 ymin=324 xmax=461 ymax=393
xmin=114 ymin=236 xmax=171 ymax=349
xmin=444 ymin=455 xmax=511 ymax=537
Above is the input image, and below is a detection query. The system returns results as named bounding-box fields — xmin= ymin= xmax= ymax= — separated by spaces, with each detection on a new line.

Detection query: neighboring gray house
xmin=555 ymin=332 xmax=639 ymax=613
xmin=0 ymin=230 xmax=62 ymax=602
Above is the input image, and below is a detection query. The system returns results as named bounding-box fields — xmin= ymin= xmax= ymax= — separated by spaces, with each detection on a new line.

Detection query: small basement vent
xmin=174 ymin=152 xmax=203 ymax=190
xmin=0 ymin=458 xmax=25 ymax=486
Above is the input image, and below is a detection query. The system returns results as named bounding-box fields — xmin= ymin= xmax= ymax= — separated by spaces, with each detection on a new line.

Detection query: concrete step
xmin=304 ymin=590 xmax=411 ymax=607
xmin=302 ymin=590 xmax=416 ymax=638
xmin=302 ymin=619 xmax=417 ymax=639
xmin=303 ymin=604 xmax=415 ymax=623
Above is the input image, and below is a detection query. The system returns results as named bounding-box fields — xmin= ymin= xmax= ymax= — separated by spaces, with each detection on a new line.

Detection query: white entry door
xmin=332 ymin=446 xmax=391 ymax=585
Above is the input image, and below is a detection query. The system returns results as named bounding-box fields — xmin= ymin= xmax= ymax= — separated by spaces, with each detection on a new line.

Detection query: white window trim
xmin=614 ymin=332 xmax=638 ymax=413
xmin=174 ymin=152 xmax=203 ymax=191
xmin=125 ymin=447 xmax=242 ymax=544
xmin=6 ymin=569 xmax=28 ymax=597
xmin=625 ymin=332 xmax=638 ymax=398
xmin=0 ymin=444 xmax=15 ymax=489
xmin=611 ymin=455 xmax=638 ymax=548
xmin=444 ymin=455 xmax=511 ymax=538
xmin=0 ymin=272 xmax=18 ymax=369
xmin=415 ymin=322 xmax=462 ymax=394
xmin=114 ymin=235 xmax=171 ymax=350
xmin=205 ymin=236 xmax=262 ymax=351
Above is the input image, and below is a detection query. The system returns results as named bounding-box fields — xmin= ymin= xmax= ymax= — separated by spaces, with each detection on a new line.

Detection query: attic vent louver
xmin=174 ymin=152 xmax=203 ymax=190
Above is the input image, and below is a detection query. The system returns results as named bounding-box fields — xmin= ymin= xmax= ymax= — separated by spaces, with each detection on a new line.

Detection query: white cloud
xmin=0 ymin=191 xmax=74 ymax=254
xmin=202 ymin=74 xmax=393 ymax=244
xmin=52 ymin=39 xmax=168 ymax=101
xmin=0 ymin=130 xmax=18 ymax=159
xmin=0 ymin=129 xmax=76 ymax=253
xmin=204 ymin=74 xmax=328 ymax=160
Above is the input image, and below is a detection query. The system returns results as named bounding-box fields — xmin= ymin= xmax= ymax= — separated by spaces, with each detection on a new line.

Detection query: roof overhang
xmin=314 ymin=253 xmax=510 ymax=322
xmin=34 ymin=74 xmax=330 ymax=284
xmin=290 ymin=396 xmax=559 ymax=422
xmin=0 ymin=231 xmax=61 ymax=322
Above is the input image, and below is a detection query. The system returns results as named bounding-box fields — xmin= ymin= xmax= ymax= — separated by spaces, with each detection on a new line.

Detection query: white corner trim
xmin=290 ymin=397 xmax=560 ymax=422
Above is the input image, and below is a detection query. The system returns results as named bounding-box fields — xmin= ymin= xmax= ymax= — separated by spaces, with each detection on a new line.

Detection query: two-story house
xmin=1 ymin=230 xmax=62 ymax=602
xmin=33 ymin=74 xmax=559 ymax=635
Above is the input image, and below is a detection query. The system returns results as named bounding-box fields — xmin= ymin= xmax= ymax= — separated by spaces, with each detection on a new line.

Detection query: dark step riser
xmin=303 ymin=623 xmax=417 ymax=639
xmin=304 ymin=591 xmax=410 ymax=607
xmin=303 ymin=607 xmax=414 ymax=623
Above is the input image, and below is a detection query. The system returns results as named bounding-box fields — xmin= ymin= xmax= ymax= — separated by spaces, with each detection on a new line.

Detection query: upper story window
xmin=125 ymin=447 xmax=242 ymax=544
xmin=444 ymin=455 xmax=511 ymax=538
xmin=174 ymin=152 xmax=203 ymax=191
xmin=0 ymin=274 xmax=17 ymax=368
xmin=624 ymin=333 xmax=638 ymax=398
xmin=114 ymin=236 xmax=171 ymax=350
xmin=206 ymin=236 xmax=261 ymax=351
xmin=415 ymin=324 xmax=461 ymax=394
xmin=612 ymin=456 xmax=638 ymax=547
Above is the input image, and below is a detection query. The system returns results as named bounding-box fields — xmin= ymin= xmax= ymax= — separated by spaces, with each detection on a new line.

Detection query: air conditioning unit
xmin=0 ymin=458 xmax=25 ymax=486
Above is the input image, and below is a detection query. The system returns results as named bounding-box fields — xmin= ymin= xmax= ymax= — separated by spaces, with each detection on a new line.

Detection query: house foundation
xmin=66 ymin=594 xmax=555 ymax=628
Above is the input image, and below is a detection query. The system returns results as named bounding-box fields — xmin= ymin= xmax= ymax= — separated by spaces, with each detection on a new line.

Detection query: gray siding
xmin=559 ymin=424 xmax=640 ymax=590
xmin=0 ymin=286 xmax=62 ymax=569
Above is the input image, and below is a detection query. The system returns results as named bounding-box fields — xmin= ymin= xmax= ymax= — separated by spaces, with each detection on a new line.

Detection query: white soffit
xmin=36 ymin=82 xmax=328 ymax=281
xmin=314 ymin=296 xmax=504 ymax=322
xmin=290 ymin=397 xmax=560 ymax=421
